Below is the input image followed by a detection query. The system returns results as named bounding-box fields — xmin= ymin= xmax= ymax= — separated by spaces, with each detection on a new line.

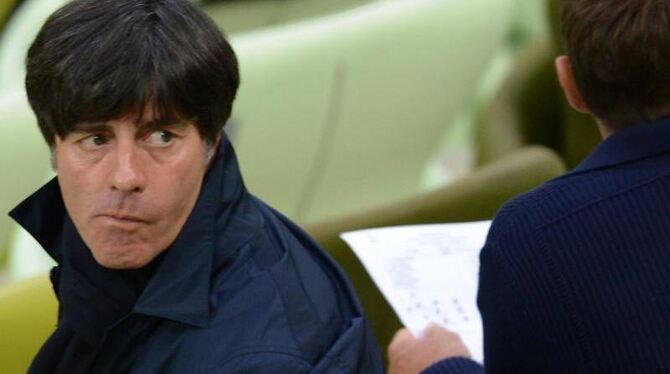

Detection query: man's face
xmin=54 ymin=108 xmax=214 ymax=269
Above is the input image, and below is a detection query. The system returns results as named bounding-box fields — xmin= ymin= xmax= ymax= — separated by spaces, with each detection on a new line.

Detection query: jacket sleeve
xmin=308 ymin=316 xmax=384 ymax=373
xmin=214 ymin=317 xmax=383 ymax=373
xmin=214 ymin=351 xmax=313 ymax=373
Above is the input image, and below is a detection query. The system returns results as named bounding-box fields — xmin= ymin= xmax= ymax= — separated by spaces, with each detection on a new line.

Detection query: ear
xmin=555 ymin=55 xmax=590 ymax=114
xmin=205 ymin=133 xmax=222 ymax=165
xmin=214 ymin=132 xmax=222 ymax=149
xmin=51 ymin=136 xmax=63 ymax=171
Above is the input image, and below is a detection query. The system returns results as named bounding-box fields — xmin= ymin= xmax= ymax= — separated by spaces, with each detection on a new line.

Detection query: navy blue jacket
xmin=427 ymin=118 xmax=670 ymax=373
xmin=11 ymin=138 xmax=383 ymax=373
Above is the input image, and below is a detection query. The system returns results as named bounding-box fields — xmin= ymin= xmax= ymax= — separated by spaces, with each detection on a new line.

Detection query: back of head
xmin=561 ymin=0 xmax=670 ymax=128
xmin=25 ymin=0 xmax=239 ymax=148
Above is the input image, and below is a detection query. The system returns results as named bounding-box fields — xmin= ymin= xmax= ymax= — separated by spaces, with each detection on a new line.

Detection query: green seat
xmin=0 ymin=275 xmax=58 ymax=374
xmin=0 ymin=0 xmax=21 ymax=32
xmin=230 ymin=0 xmax=517 ymax=224
xmin=0 ymin=0 xmax=69 ymax=93
xmin=305 ymin=145 xmax=566 ymax=357
xmin=0 ymin=91 xmax=52 ymax=268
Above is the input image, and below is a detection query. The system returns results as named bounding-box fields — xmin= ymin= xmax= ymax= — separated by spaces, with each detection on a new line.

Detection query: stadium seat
xmin=0 ymin=91 xmax=52 ymax=268
xmin=230 ymin=0 xmax=517 ymax=224
xmin=0 ymin=275 xmax=58 ymax=374
xmin=305 ymin=145 xmax=566 ymax=356
xmin=0 ymin=0 xmax=21 ymax=31
xmin=0 ymin=0 xmax=69 ymax=93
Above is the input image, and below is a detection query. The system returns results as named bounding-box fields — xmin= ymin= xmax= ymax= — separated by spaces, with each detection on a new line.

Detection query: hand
xmin=387 ymin=324 xmax=471 ymax=374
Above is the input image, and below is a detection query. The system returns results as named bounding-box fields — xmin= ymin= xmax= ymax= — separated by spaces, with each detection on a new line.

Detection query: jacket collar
xmin=568 ymin=117 xmax=670 ymax=176
xmin=10 ymin=137 xmax=260 ymax=345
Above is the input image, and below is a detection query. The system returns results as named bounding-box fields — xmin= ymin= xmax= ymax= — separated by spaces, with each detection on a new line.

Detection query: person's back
xmin=470 ymin=119 xmax=670 ymax=372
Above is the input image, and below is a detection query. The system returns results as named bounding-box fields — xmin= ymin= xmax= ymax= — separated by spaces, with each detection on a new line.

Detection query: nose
xmin=110 ymin=142 xmax=146 ymax=193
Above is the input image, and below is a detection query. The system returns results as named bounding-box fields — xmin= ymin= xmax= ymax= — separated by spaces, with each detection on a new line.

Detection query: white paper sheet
xmin=341 ymin=220 xmax=492 ymax=363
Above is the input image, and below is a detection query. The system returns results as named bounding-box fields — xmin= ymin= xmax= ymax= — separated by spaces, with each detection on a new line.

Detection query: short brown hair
xmin=561 ymin=0 xmax=670 ymax=127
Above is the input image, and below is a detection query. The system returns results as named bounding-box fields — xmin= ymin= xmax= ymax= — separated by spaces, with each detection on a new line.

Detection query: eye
xmin=146 ymin=130 xmax=175 ymax=146
xmin=80 ymin=134 xmax=108 ymax=149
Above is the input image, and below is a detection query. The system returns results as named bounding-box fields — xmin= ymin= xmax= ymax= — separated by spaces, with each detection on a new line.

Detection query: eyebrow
xmin=71 ymin=122 xmax=110 ymax=133
xmin=71 ymin=119 xmax=190 ymax=133
xmin=137 ymin=120 xmax=190 ymax=131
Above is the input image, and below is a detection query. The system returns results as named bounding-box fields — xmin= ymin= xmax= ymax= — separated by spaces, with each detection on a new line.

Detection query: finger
xmin=422 ymin=323 xmax=450 ymax=337
xmin=388 ymin=328 xmax=414 ymax=354
xmin=393 ymin=328 xmax=415 ymax=341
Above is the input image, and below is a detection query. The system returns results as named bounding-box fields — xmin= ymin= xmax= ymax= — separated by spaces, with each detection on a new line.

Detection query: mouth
xmin=97 ymin=214 xmax=149 ymax=225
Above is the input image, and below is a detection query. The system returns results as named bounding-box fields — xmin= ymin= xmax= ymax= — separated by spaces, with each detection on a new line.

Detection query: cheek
xmin=57 ymin=161 xmax=99 ymax=219
xmin=153 ymin=161 xmax=206 ymax=220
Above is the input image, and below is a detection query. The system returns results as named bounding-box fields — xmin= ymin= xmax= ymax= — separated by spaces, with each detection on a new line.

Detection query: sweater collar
xmin=569 ymin=117 xmax=670 ymax=176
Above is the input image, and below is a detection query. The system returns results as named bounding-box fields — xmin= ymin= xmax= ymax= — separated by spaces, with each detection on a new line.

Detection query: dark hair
xmin=25 ymin=0 xmax=239 ymax=147
xmin=561 ymin=0 xmax=670 ymax=127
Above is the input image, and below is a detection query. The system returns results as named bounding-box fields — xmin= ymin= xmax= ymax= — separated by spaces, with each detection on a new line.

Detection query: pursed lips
xmin=96 ymin=213 xmax=150 ymax=225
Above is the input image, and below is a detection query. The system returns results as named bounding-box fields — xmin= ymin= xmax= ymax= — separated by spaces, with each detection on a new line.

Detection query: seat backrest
xmin=305 ymin=145 xmax=566 ymax=356
xmin=230 ymin=0 xmax=517 ymax=224
xmin=0 ymin=0 xmax=21 ymax=31
xmin=0 ymin=275 xmax=58 ymax=374
xmin=0 ymin=0 xmax=69 ymax=94
xmin=0 ymin=91 xmax=52 ymax=266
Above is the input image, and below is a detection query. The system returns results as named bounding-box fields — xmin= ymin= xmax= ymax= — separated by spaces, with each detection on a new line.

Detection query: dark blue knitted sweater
xmin=426 ymin=119 xmax=670 ymax=373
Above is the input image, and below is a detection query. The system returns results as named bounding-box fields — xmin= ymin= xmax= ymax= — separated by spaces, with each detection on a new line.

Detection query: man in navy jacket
xmin=11 ymin=0 xmax=383 ymax=372
xmin=388 ymin=0 xmax=670 ymax=372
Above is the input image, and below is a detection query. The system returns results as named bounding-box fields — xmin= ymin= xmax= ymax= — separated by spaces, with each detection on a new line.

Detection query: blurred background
xmin=0 ymin=0 xmax=601 ymax=371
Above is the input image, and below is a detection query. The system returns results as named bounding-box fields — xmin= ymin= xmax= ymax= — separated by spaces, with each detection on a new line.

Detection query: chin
xmin=91 ymin=245 xmax=155 ymax=270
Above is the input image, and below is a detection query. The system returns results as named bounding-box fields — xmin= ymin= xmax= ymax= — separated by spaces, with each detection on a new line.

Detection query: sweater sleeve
xmin=420 ymin=240 xmax=529 ymax=374
xmin=476 ymin=238 xmax=533 ymax=373
xmin=422 ymin=357 xmax=483 ymax=373
xmin=480 ymin=204 xmax=557 ymax=373
xmin=423 ymin=204 xmax=546 ymax=374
